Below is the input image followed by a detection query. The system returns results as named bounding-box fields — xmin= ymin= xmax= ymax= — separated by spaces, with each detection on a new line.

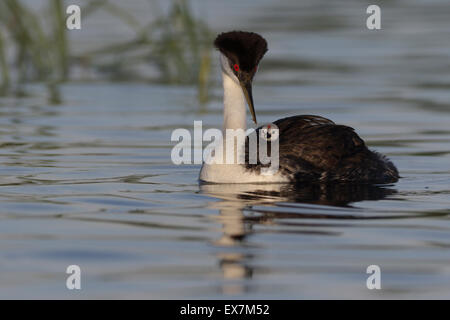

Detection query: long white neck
xmin=222 ymin=70 xmax=246 ymax=133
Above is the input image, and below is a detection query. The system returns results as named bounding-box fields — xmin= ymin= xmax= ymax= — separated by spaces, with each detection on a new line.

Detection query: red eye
xmin=233 ymin=64 xmax=239 ymax=72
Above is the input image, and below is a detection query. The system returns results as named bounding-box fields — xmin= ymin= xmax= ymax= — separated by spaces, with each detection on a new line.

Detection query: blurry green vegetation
xmin=0 ymin=0 xmax=69 ymax=99
xmin=0 ymin=0 xmax=213 ymax=103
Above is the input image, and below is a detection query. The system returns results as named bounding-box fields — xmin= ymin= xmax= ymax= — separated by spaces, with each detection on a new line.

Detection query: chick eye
xmin=233 ymin=64 xmax=239 ymax=72
xmin=270 ymin=128 xmax=279 ymax=139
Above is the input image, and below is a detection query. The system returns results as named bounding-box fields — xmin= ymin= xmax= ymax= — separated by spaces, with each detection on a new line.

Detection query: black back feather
xmin=244 ymin=115 xmax=399 ymax=184
xmin=214 ymin=31 xmax=268 ymax=71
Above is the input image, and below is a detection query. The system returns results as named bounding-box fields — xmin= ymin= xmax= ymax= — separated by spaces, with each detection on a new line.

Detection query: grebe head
xmin=214 ymin=31 xmax=268 ymax=124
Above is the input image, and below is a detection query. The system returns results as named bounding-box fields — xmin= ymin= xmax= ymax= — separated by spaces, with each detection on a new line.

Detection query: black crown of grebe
xmin=199 ymin=31 xmax=399 ymax=184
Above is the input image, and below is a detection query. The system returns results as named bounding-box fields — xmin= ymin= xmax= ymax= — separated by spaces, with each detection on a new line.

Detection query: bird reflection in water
xmin=199 ymin=182 xmax=397 ymax=295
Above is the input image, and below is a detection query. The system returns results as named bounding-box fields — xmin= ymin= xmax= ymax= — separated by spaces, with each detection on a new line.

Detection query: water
xmin=0 ymin=0 xmax=449 ymax=299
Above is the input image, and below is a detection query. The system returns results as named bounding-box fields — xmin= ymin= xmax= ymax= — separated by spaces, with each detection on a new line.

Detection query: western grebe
xmin=199 ymin=31 xmax=399 ymax=184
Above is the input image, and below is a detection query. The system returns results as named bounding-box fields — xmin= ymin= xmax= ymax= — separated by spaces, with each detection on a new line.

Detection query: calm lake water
xmin=0 ymin=0 xmax=449 ymax=299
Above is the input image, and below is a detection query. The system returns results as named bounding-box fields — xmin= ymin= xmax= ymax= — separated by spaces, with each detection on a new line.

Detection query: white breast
xmin=199 ymin=162 xmax=288 ymax=184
